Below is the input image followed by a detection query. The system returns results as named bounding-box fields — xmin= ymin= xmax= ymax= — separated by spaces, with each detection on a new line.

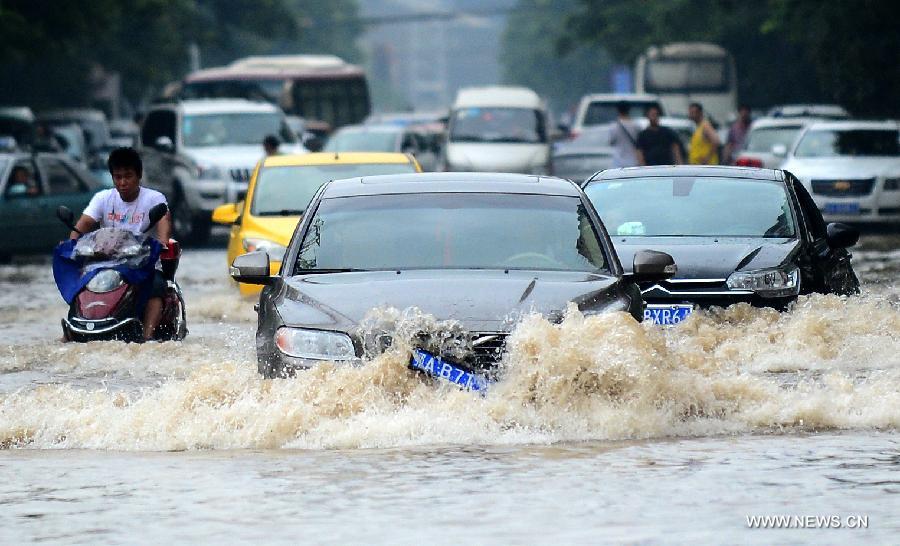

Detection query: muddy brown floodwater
xmin=1 ymin=234 xmax=898 ymax=544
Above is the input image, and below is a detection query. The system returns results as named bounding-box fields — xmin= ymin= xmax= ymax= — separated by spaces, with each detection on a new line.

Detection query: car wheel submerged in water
xmin=231 ymin=172 xmax=676 ymax=384
xmin=171 ymin=190 xmax=210 ymax=245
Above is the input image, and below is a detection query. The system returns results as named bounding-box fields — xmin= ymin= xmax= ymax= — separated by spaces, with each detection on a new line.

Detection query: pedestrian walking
xmin=609 ymin=101 xmax=640 ymax=168
xmin=687 ymin=102 xmax=720 ymax=165
xmin=636 ymin=105 xmax=683 ymax=166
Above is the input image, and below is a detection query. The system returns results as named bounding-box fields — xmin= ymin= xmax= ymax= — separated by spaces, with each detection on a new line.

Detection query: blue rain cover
xmin=52 ymin=239 xmax=162 ymax=305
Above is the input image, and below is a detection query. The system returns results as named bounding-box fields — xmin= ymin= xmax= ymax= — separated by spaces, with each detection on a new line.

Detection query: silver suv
xmin=140 ymin=99 xmax=304 ymax=243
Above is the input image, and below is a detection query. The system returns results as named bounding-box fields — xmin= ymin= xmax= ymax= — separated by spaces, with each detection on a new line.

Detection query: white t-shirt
xmin=610 ymin=118 xmax=640 ymax=168
xmin=83 ymin=187 xmax=167 ymax=237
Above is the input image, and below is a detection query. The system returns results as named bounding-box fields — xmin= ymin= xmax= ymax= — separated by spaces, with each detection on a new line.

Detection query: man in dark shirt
xmin=636 ymin=105 xmax=683 ymax=165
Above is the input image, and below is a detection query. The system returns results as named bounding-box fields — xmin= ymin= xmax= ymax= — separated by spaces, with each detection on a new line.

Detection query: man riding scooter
xmin=69 ymin=147 xmax=171 ymax=341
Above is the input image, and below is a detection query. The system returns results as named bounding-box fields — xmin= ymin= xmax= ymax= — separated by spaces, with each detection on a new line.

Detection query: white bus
xmin=635 ymin=42 xmax=737 ymax=125
xmin=171 ymin=55 xmax=371 ymax=130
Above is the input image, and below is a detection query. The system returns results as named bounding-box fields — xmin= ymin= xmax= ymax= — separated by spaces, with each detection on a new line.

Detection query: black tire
xmin=188 ymin=213 xmax=211 ymax=246
xmin=170 ymin=185 xmax=210 ymax=246
xmin=0 ymin=253 xmax=11 ymax=265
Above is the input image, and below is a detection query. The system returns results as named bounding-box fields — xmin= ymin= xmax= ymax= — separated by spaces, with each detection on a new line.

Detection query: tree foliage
xmin=500 ymin=0 xmax=614 ymax=114
xmin=561 ymin=0 xmax=900 ymax=116
xmin=0 ymin=0 xmax=361 ymax=111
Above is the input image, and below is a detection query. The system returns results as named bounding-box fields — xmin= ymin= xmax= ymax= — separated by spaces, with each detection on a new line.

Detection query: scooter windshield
xmin=73 ymin=228 xmax=151 ymax=271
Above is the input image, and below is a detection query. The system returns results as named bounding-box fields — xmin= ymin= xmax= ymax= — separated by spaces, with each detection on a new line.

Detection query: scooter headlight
xmin=726 ymin=266 xmax=800 ymax=298
xmin=86 ymin=270 xmax=124 ymax=293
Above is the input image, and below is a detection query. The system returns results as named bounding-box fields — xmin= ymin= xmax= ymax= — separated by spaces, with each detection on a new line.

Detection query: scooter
xmin=53 ymin=203 xmax=187 ymax=342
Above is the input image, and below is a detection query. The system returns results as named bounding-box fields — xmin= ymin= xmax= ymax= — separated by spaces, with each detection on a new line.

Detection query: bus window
xmin=179 ymin=55 xmax=370 ymax=130
xmin=644 ymin=58 xmax=729 ymax=93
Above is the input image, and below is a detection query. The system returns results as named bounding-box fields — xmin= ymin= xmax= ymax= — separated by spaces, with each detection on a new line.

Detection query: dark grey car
xmin=583 ymin=166 xmax=860 ymax=325
xmin=231 ymin=172 xmax=676 ymax=378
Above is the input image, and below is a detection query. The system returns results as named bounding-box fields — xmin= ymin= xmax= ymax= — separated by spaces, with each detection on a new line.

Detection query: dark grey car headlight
xmin=726 ymin=266 xmax=800 ymax=298
xmin=274 ymin=327 xmax=358 ymax=362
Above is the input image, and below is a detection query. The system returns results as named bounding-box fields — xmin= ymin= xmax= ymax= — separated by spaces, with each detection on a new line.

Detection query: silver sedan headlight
xmin=274 ymin=327 xmax=357 ymax=362
xmin=86 ymin=270 xmax=124 ymax=293
xmin=726 ymin=266 xmax=800 ymax=298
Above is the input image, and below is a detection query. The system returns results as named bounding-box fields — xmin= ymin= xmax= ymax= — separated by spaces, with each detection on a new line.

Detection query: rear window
xmin=251 ymin=162 xmax=417 ymax=216
xmin=644 ymin=58 xmax=729 ymax=93
xmin=745 ymin=126 xmax=804 ymax=153
xmin=795 ymin=129 xmax=900 ymax=158
xmin=583 ymin=101 xmax=661 ymax=126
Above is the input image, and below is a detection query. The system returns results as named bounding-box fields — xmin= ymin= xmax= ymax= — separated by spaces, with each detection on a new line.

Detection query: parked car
xmin=108 ymin=118 xmax=140 ymax=148
xmin=0 ymin=107 xmax=35 ymax=150
xmin=583 ymin=165 xmax=859 ymax=324
xmin=767 ymin=104 xmax=849 ymax=120
xmin=781 ymin=120 xmax=900 ymax=224
xmin=0 ymin=152 xmax=106 ymax=260
xmin=552 ymin=117 xmax=692 ymax=183
xmin=569 ymin=93 xmax=663 ymax=136
xmin=443 ymin=86 xmax=551 ymax=174
xmin=552 ymin=125 xmax=615 ymax=182
xmin=324 ymin=124 xmax=437 ymax=171
xmin=369 ymin=113 xmax=448 ymax=172
xmin=734 ymin=117 xmax=816 ymax=169
xmin=48 ymin=123 xmax=88 ymax=165
xmin=139 ymin=99 xmax=305 ymax=243
xmin=38 ymin=108 xmax=110 ymax=152
xmin=212 ymin=152 xmax=422 ymax=296
xmin=229 ymin=172 xmax=676 ymax=378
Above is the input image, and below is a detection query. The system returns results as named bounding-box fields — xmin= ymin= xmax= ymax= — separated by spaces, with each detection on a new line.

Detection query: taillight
xmin=735 ymin=156 xmax=764 ymax=168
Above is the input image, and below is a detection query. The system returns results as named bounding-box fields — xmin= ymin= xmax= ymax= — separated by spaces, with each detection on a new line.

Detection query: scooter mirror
xmin=147 ymin=203 xmax=168 ymax=228
xmin=56 ymin=206 xmax=76 ymax=230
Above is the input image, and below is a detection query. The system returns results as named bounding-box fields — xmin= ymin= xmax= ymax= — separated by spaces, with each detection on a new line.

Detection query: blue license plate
xmin=644 ymin=304 xmax=694 ymax=325
xmin=409 ymin=349 xmax=490 ymax=392
xmin=824 ymin=202 xmax=860 ymax=215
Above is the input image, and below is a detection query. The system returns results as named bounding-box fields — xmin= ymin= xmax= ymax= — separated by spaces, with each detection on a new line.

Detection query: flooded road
xmin=1 ymin=233 xmax=898 ymax=543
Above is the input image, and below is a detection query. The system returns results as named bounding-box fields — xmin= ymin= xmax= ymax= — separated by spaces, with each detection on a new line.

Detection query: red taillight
xmin=735 ymin=156 xmax=763 ymax=168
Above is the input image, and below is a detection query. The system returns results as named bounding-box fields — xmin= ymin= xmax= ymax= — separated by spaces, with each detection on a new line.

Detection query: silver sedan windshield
xmin=295 ymin=193 xmax=607 ymax=272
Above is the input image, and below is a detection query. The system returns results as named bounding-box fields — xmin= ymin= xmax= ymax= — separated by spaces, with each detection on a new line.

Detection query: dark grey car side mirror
xmin=230 ymin=251 xmax=272 ymax=284
xmin=825 ymin=222 xmax=859 ymax=248
xmin=629 ymin=249 xmax=677 ymax=283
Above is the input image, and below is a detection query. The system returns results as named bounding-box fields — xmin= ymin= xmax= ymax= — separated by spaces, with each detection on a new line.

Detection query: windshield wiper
xmin=296 ymin=268 xmax=369 ymax=274
xmin=258 ymin=209 xmax=305 ymax=216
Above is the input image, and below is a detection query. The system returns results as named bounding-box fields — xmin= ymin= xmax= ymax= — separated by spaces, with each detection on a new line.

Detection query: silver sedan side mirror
xmin=230 ymin=251 xmax=272 ymax=284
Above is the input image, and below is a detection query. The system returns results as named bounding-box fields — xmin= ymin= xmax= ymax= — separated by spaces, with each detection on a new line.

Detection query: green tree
xmin=563 ymin=0 xmax=900 ymax=116
xmin=0 ymin=0 xmax=362 ymax=112
xmin=765 ymin=0 xmax=900 ymax=116
xmin=500 ymin=0 xmax=614 ymax=115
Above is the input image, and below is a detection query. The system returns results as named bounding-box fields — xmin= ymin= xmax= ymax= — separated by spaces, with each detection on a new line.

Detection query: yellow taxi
xmin=212 ymin=152 xmax=421 ymax=295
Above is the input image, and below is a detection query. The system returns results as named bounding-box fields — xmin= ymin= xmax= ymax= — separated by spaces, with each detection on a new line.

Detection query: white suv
xmin=570 ymin=93 xmax=663 ymax=136
xmin=782 ymin=120 xmax=900 ymax=224
xmin=140 ymin=99 xmax=305 ymax=243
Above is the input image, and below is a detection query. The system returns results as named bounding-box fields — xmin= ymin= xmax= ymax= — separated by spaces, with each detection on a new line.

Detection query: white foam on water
xmin=1 ymin=293 xmax=898 ymax=451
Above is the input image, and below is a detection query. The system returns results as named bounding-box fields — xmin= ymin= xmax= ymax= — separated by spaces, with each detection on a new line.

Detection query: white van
xmin=443 ymin=86 xmax=551 ymax=174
